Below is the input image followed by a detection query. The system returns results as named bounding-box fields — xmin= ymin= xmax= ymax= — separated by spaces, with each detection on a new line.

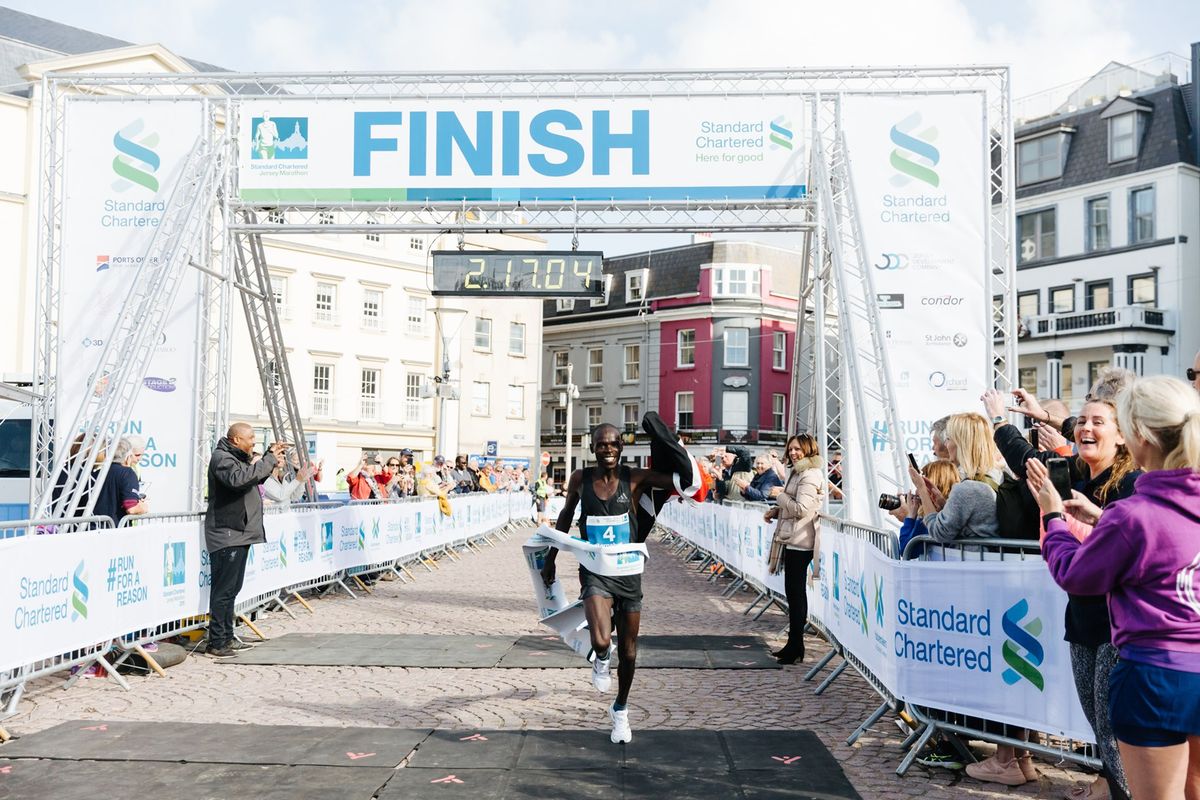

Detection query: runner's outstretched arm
xmin=541 ymin=469 xmax=583 ymax=586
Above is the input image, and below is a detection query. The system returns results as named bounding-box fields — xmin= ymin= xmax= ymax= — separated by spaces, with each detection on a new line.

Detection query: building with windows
xmin=540 ymin=240 xmax=802 ymax=482
xmin=1009 ymin=49 xmax=1199 ymax=407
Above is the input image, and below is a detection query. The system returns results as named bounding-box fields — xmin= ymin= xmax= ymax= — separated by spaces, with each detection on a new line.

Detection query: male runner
xmin=540 ymin=423 xmax=676 ymax=743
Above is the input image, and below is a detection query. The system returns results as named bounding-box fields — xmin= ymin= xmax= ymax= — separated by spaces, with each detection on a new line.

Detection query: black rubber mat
xmin=0 ymin=725 xmax=861 ymax=799
xmin=220 ymin=633 xmax=779 ymax=669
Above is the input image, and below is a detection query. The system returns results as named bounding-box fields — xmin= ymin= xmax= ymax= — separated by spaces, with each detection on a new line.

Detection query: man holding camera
xmin=204 ymin=423 xmax=286 ymax=658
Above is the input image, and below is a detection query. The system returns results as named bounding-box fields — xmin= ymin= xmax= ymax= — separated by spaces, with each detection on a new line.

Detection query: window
xmin=312 ymin=364 xmax=333 ymax=416
xmin=1050 ymin=286 xmax=1075 ymax=314
xmin=591 ymin=274 xmax=613 ymax=307
xmin=409 ymin=236 xmax=423 ymax=251
xmin=713 ymin=265 xmax=761 ymax=297
xmin=675 ymin=392 xmax=694 ymax=429
xmin=1061 ymin=363 xmax=1074 ymax=402
xmin=724 ymin=328 xmax=749 ymax=367
xmin=1017 ymin=291 xmax=1040 ymax=320
xmin=362 ymin=289 xmax=382 ymax=330
xmin=314 ymin=282 xmax=337 ymax=323
xmin=1019 ymin=367 xmax=1038 ymax=395
xmin=471 ymin=381 xmax=490 ymax=416
xmin=587 ymin=405 xmax=602 ymax=430
xmin=405 ymin=373 xmax=423 ymax=424
xmin=556 ymin=298 xmax=575 ymax=313
xmin=553 ymin=351 xmax=569 ymax=386
xmin=318 ymin=211 xmax=335 ymax=226
xmin=772 ymin=331 xmax=786 ymax=370
xmin=1108 ymin=113 xmax=1138 ymax=162
xmin=1130 ymin=187 xmax=1155 ymax=243
xmin=772 ymin=393 xmax=787 ymax=432
xmin=553 ymin=407 xmax=567 ymax=434
xmin=1017 ymin=208 xmax=1055 ymax=263
xmin=509 ymin=322 xmax=525 ymax=356
xmin=406 ymin=296 xmax=425 ymax=334
xmin=677 ymin=329 xmax=696 ymax=367
xmin=474 ymin=317 xmax=492 ymax=351
xmin=507 ymin=385 xmax=524 ymax=419
xmin=1017 ymin=134 xmax=1064 ymax=185
xmin=1086 ymin=196 xmax=1110 ymax=251
xmin=623 ymin=344 xmax=640 ymax=382
xmin=360 ymin=368 xmax=379 ymax=419
xmin=587 ymin=347 xmax=603 ymax=384
xmin=266 ymin=208 xmax=284 ymax=224
xmin=270 ymin=275 xmax=289 ymax=320
xmin=623 ymin=403 xmax=639 ymax=429
xmin=1085 ymin=280 xmax=1112 ymax=311
xmin=1088 ymin=360 xmax=1110 ymax=389
xmin=1128 ymin=273 xmax=1157 ymax=306
xmin=365 ymin=217 xmax=380 ymax=243
xmin=722 ymin=391 xmax=748 ymax=431
xmin=626 ymin=269 xmax=646 ymax=303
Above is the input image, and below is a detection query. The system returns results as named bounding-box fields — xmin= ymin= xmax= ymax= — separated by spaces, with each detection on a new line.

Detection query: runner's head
xmin=591 ymin=423 xmax=623 ymax=469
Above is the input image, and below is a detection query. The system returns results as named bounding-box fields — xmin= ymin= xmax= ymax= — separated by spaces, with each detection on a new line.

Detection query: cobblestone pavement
xmin=6 ymin=525 xmax=1094 ymax=799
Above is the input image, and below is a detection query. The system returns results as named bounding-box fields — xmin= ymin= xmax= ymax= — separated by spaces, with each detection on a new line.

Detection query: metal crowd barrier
xmin=2 ymin=515 xmax=114 ymax=538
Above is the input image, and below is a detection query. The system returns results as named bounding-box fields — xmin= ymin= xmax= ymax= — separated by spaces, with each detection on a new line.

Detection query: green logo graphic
xmin=889 ymin=112 xmax=940 ymax=188
xmin=112 ymin=118 xmax=160 ymax=193
xmin=279 ymin=537 xmax=288 ymax=568
xmin=874 ymin=575 xmax=885 ymax=627
xmin=71 ymin=560 xmax=89 ymax=621
xmin=1002 ymin=599 xmax=1045 ymax=691
xmin=858 ymin=571 xmax=869 ymax=635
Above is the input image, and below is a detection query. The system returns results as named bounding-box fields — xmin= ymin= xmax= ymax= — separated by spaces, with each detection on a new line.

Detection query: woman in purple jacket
xmin=1028 ymin=376 xmax=1200 ymax=800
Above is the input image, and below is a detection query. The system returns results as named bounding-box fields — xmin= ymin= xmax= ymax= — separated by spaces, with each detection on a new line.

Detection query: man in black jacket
xmin=204 ymin=423 xmax=284 ymax=658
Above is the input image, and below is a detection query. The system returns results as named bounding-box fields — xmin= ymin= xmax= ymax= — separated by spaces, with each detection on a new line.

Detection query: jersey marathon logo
xmin=889 ymin=112 xmax=939 ymax=188
xmin=1001 ymin=599 xmax=1044 ymax=691
xmin=111 ymin=118 xmax=161 ymax=193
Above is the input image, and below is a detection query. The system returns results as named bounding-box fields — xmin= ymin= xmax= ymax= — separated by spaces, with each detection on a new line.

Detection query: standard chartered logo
xmin=769 ymin=116 xmax=793 ymax=150
xmin=112 ymin=118 xmax=161 ymax=193
xmin=889 ymin=112 xmax=940 ymax=188
xmin=1001 ymin=599 xmax=1044 ymax=691
xmin=70 ymin=561 xmax=89 ymax=621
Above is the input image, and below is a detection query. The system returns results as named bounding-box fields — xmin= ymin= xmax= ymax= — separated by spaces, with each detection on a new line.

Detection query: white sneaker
xmin=609 ymin=704 xmax=632 ymax=744
xmin=591 ymin=647 xmax=613 ymax=693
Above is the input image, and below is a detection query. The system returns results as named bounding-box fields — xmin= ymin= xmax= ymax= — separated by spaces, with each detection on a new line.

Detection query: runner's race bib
xmin=585 ymin=513 xmax=640 ymax=566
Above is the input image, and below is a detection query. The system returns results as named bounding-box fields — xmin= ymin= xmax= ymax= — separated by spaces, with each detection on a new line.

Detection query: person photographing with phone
xmin=204 ymin=423 xmax=287 ymax=658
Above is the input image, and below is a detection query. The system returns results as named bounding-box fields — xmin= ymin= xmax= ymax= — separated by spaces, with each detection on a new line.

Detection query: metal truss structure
xmin=31 ymin=67 xmax=1013 ymax=515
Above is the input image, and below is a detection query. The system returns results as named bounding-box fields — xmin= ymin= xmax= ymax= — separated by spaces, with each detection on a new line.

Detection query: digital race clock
xmin=431 ymin=251 xmax=605 ymax=297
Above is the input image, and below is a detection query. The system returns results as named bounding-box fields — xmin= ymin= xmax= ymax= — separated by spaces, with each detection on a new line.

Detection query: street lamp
xmin=431 ymin=305 xmax=468 ymax=459
xmin=560 ymin=362 xmax=580 ymax=476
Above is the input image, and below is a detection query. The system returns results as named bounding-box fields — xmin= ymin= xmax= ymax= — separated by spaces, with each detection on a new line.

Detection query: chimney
xmin=1193 ymin=42 xmax=1200 ymax=165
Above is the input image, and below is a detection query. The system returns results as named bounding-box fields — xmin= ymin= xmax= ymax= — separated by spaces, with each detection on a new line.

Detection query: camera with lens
xmin=878 ymin=493 xmax=906 ymax=511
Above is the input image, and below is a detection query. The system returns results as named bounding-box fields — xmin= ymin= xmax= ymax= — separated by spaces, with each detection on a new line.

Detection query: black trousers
xmin=783 ymin=548 xmax=814 ymax=653
xmin=209 ymin=545 xmax=250 ymax=647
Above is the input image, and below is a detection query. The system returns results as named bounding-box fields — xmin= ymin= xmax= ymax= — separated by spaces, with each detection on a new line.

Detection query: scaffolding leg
xmin=814 ymin=659 xmax=848 ymax=695
xmin=846 ymin=701 xmax=891 ymax=746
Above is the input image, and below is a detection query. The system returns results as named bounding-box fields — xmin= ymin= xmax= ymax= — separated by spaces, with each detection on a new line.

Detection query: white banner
xmin=57 ymin=99 xmax=206 ymax=511
xmin=840 ymin=95 xmax=989 ymax=520
xmin=0 ymin=493 xmax=529 ymax=672
xmin=236 ymin=98 xmax=807 ymax=203
xmin=659 ymin=501 xmax=1093 ymax=742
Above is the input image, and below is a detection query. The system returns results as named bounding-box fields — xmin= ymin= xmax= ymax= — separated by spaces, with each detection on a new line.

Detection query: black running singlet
xmin=578 ymin=466 xmax=639 ymax=545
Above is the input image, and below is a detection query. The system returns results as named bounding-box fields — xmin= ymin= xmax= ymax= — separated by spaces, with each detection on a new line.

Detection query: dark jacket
xmin=742 ymin=468 xmax=783 ymax=502
xmin=204 ymin=438 xmax=277 ymax=552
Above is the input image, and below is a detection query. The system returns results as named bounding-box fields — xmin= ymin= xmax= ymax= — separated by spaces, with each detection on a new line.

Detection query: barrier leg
xmin=289 ymin=591 xmax=315 ymax=614
xmin=814 ymin=658 xmax=847 ymax=695
xmin=896 ymin=723 xmax=937 ymax=776
xmin=803 ymin=650 xmax=837 ymax=682
xmin=333 ymin=576 xmax=359 ymax=599
xmin=399 ymin=562 xmax=417 ymax=581
xmin=846 ymin=701 xmax=891 ymax=746
xmin=135 ymin=645 xmax=167 ymax=678
xmin=900 ymin=723 xmax=925 ymax=751
xmin=237 ymin=614 xmax=267 ymax=641
xmin=721 ymin=577 xmax=744 ymax=597
xmin=351 ymin=574 xmax=374 ymax=594
xmin=751 ymin=596 xmax=781 ymax=621
xmin=272 ymin=596 xmax=299 ymax=620
xmin=742 ymin=591 xmax=767 ymax=615
xmin=0 ymin=726 xmax=10 ymax=742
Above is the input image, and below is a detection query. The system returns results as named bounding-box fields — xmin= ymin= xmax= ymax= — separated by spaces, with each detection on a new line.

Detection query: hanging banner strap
xmin=527 ymin=525 xmax=648 ymax=578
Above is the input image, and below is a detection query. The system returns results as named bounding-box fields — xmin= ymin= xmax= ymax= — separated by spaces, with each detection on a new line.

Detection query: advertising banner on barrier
xmin=235 ymin=98 xmax=808 ymax=203
xmin=57 ymin=99 xmax=206 ymax=512
xmin=658 ymin=501 xmax=1093 ymax=742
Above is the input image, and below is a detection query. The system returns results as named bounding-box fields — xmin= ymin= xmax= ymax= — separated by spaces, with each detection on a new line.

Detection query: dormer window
xmin=1107 ymin=113 xmax=1140 ymax=162
xmin=626 ymin=269 xmax=647 ymax=303
xmin=591 ymin=274 xmax=613 ymax=307
xmin=1016 ymin=131 xmax=1070 ymax=186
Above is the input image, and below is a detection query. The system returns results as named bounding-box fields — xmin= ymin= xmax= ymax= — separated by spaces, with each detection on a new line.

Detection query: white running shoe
xmin=609 ymin=704 xmax=632 ymax=744
xmin=591 ymin=646 xmax=613 ymax=693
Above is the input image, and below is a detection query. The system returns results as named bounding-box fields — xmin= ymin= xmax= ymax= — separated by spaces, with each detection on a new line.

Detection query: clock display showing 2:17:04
xmin=431 ymin=251 xmax=606 ymax=297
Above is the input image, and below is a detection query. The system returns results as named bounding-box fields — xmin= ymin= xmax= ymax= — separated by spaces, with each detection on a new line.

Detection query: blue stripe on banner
xmin=404 ymin=185 xmax=807 ymax=202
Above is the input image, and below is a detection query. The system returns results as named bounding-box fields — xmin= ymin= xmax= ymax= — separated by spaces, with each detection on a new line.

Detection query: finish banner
xmin=235 ymin=97 xmax=808 ymax=202
xmin=658 ymin=501 xmax=1093 ymax=742
xmin=0 ymin=493 xmax=529 ymax=672
xmin=56 ymin=99 xmax=206 ymax=511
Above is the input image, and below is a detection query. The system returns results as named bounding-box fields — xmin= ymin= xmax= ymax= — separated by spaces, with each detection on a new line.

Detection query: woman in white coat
xmin=764 ymin=433 xmax=824 ymax=664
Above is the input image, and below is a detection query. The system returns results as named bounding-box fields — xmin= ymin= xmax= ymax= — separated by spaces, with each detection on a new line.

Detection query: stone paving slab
xmin=0 ymin=524 xmax=1096 ymax=799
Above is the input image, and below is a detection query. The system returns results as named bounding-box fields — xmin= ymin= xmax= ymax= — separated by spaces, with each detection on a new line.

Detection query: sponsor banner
xmin=57 ymin=99 xmax=206 ymax=511
xmin=659 ymin=501 xmax=1093 ymax=742
xmin=1 ymin=494 xmax=530 ymax=671
xmin=236 ymin=98 xmax=807 ymax=203
xmin=840 ymin=95 xmax=989 ymax=522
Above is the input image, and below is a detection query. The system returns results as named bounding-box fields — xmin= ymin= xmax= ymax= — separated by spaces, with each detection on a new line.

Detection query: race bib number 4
xmin=586 ymin=513 xmax=631 ymax=546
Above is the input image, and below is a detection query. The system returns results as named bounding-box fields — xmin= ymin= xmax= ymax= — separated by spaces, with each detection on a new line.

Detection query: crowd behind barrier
xmin=655 ymin=497 xmax=1103 ymax=775
xmin=0 ymin=491 xmax=537 ymax=725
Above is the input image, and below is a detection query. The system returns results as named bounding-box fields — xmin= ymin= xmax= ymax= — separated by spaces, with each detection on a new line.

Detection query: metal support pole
xmin=814 ymin=658 xmax=848 ymax=695
xmin=846 ymin=701 xmax=891 ymax=746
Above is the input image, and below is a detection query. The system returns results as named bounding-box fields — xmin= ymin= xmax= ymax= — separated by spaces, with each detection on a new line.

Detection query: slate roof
xmin=0 ymin=5 xmax=232 ymax=96
xmin=1013 ymin=81 xmax=1197 ymax=200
